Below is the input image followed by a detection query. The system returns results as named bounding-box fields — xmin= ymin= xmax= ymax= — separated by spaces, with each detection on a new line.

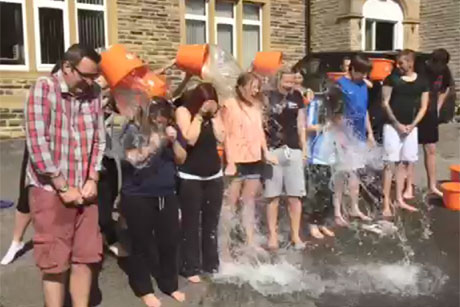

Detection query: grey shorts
xmin=264 ymin=147 xmax=306 ymax=198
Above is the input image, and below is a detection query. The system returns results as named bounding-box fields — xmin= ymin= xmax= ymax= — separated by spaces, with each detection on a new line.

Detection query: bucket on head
xmin=176 ymin=44 xmax=209 ymax=77
xmin=253 ymin=51 xmax=283 ymax=76
xmin=100 ymin=44 xmax=145 ymax=88
xmin=327 ymin=72 xmax=347 ymax=82
xmin=450 ymin=165 xmax=460 ymax=182
xmin=139 ymin=71 xmax=167 ymax=98
xmin=369 ymin=58 xmax=394 ymax=81
xmin=441 ymin=182 xmax=460 ymax=211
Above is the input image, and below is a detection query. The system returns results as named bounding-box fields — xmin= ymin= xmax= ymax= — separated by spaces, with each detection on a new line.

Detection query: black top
xmin=384 ymin=73 xmax=429 ymax=125
xmin=426 ymin=68 xmax=453 ymax=112
xmin=179 ymin=114 xmax=221 ymax=177
xmin=266 ymin=90 xmax=304 ymax=149
xmin=121 ymin=123 xmax=184 ymax=197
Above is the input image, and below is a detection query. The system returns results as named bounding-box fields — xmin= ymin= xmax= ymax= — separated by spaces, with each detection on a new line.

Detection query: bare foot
xmin=267 ymin=235 xmax=279 ymax=250
xmin=396 ymin=199 xmax=419 ymax=212
xmin=187 ymin=275 xmax=201 ymax=283
xmin=382 ymin=208 xmax=393 ymax=218
xmin=319 ymin=226 xmax=335 ymax=237
xmin=349 ymin=209 xmax=372 ymax=222
xmin=171 ymin=291 xmax=185 ymax=303
xmin=335 ymin=215 xmax=349 ymax=227
xmin=141 ymin=294 xmax=161 ymax=307
xmin=309 ymin=224 xmax=324 ymax=239
xmin=403 ymin=190 xmax=414 ymax=200
xmin=291 ymin=239 xmax=306 ymax=250
xmin=429 ymin=187 xmax=443 ymax=197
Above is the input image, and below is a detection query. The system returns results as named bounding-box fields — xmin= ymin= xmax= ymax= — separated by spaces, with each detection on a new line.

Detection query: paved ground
xmin=0 ymin=123 xmax=459 ymax=307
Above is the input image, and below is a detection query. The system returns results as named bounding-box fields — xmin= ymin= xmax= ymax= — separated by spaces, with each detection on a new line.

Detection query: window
xmin=362 ymin=0 xmax=403 ymax=51
xmin=34 ymin=0 xmax=70 ymax=70
xmin=0 ymin=0 xmax=28 ymax=70
xmin=76 ymin=0 xmax=107 ymax=50
xmin=215 ymin=2 xmax=236 ymax=56
xmin=185 ymin=0 xmax=208 ymax=44
xmin=183 ymin=0 xmax=265 ymax=64
xmin=242 ymin=3 xmax=262 ymax=68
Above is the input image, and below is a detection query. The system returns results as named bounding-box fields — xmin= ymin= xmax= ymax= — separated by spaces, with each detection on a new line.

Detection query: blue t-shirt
xmin=337 ymin=77 xmax=368 ymax=141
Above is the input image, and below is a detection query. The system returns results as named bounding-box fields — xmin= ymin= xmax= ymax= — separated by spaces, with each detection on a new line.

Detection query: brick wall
xmin=310 ymin=0 xmax=354 ymax=52
xmin=116 ymin=0 xmax=183 ymax=83
xmin=270 ymin=0 xmax=307 ymax=65
xmin=420 ymin=0 xmax=460 ymax=100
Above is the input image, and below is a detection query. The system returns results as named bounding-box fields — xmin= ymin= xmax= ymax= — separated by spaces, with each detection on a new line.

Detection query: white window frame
xmin=185 ymin=0 xmax=209 ymax=44
xmin=214 ymin=2 xmax=236 ymax=56
xmin=361 ymin=0 xmax=403 ymax=51
xmin=33 ymin=0 xmax=70 ymax=71
xmin=242 ymin=3 xmax=263 ymax=53
xmin=362 ymin=18 xmax=399 ymax=51
xmin=0 ymin=0 xmax=29 ymax=71
xmin=75 ymin=0 xmax=109 ymax=49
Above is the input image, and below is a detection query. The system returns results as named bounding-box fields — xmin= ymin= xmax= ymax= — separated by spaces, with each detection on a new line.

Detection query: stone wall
xmin=420 ymin=0 xmax=460 ymax=100
xmin=116 ymin=0 xmax=184 ymax=83
xmin=270 ymin=0 xmax=307 ymax=64
xmin=310 ymin=0 xmax=354 ymax=52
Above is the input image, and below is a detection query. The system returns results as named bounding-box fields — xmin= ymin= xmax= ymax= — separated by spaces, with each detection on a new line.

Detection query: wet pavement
xmin=0 ymin=123 xmax=459 ymax=307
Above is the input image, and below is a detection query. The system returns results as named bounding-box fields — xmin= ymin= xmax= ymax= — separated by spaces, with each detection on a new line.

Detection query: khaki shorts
xmin=264 ymin=147 xmax=306 ymax=198
xmin=29 ymin=187 xmax=102 ymax=274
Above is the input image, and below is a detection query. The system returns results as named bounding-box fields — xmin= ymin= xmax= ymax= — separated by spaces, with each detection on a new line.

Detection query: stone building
xmin=310 ymin=0 xmax=459 ymax=98
xmin=0 ymin=0 xmax=307 ymax=138
xmin=0 ymin=0 xmax=458 ymax=137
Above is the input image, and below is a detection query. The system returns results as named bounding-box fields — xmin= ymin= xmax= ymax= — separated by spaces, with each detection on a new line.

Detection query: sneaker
xmin=1 ymin=241 xmax=25 ymax=265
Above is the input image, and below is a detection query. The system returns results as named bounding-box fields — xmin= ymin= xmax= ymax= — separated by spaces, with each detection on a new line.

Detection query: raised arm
xmin=175 ymin=106 xmax=203 ymax=146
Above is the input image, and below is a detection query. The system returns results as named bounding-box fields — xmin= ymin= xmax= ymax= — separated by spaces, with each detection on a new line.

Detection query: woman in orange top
xmin=222 ymin=72 xmax=277 ymax=247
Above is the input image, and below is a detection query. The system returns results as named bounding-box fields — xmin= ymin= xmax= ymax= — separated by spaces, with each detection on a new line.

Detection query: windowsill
xmin=0 ymin=65 xmax=29 ymax=72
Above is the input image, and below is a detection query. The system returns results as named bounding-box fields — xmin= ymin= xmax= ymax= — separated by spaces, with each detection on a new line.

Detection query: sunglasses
xmin=72 ymin=65 xmax=100 ymax=80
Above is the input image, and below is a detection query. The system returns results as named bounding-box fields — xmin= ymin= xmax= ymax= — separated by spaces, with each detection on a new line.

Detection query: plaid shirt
xmin=25 ymin=70 xmax=106 ymax=191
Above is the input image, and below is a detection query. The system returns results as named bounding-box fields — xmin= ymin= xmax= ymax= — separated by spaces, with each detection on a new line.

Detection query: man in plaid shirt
xmin=25 ymin=44 xmax=105 ymax=307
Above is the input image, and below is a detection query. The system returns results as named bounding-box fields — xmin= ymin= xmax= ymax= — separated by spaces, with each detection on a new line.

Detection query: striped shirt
xmin=25 ymin=70 xmax=106 ymax=191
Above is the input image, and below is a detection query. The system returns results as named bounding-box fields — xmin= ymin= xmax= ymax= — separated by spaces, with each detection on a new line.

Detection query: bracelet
xmin=56 ymin=183 xmax=69 ymax=193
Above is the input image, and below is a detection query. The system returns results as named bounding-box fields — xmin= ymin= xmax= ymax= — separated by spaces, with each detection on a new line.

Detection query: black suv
xmin=293 ymin=51 xmax=457 ymax=142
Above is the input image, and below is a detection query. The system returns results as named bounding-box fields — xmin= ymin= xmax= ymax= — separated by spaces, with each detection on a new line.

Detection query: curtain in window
xmin=39 ymin=8 xmax=64 ymax=64
xmin=78 ymin=9 xmax=105 ymax=49
xmin=186 ymin=20 xmax=206 ymax=44
xmin=217 ymin=24 xmax=233 ymax=55
xmin=243 ymin=25 xmax=260 ymax=69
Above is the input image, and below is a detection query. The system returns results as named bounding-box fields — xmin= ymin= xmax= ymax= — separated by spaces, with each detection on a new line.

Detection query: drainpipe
xmin=306 ymin=0 xmax=312 ymax=55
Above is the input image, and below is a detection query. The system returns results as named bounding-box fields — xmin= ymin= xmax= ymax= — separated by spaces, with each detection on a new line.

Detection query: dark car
xmin=293 ymin=51 xmax=457 ymax=143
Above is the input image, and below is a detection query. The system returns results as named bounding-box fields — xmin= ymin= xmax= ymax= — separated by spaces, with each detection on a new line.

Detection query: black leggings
xmin=97 ymin=157 xmax=119 ymax=245
xmin=121 ymin=194 xmax=180 ymax=297
xmin=179 ymin=178 xmax=224 ymax=277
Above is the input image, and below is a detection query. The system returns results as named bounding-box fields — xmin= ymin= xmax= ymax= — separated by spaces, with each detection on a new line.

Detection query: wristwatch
xmin=57 ymin=183 xmax=69 ymax=193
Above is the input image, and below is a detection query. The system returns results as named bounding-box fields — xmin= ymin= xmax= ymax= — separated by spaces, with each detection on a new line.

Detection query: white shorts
xmin=383 ymin=124 xmax=418 ymax=162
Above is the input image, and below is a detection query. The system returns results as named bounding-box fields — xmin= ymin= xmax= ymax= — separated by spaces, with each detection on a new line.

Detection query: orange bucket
xmin=140 ymin=71 xmax=167 ymax=98
xmin=253 ymin=51 xmax=283 ymax=76
xmin=175 ymin=44 xmax=209 ymax=77
xmin=369 ymin=58 xmax=394 ymax=81
xmin=441 ymin=182 xmax=460 ymax=211
xmin=100 ymin=44 xmax=145 ymax=88
xmin=327 ymin=72 xmax=347 ymax=82
xmin=450 ymin=165 xmax=460 ymax=182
